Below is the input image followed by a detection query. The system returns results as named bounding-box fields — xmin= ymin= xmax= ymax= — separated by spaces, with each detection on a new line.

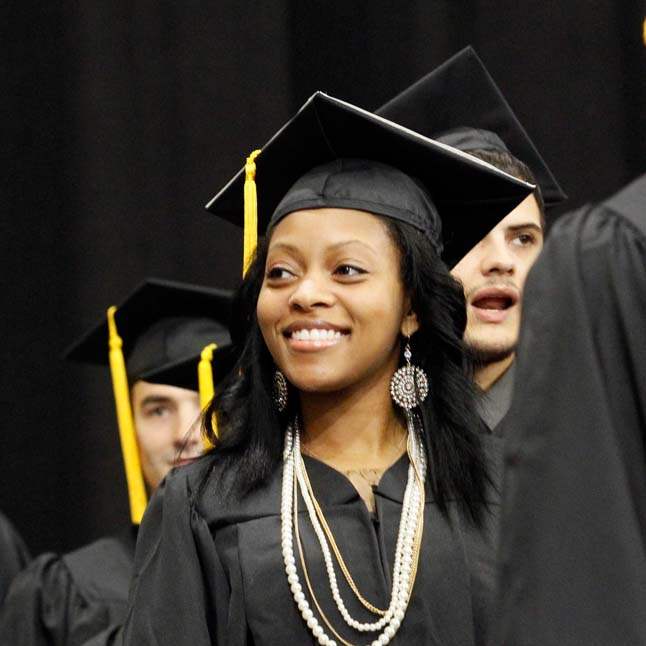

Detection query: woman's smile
xmin=282 ymin=319 xmax=351 ymax=352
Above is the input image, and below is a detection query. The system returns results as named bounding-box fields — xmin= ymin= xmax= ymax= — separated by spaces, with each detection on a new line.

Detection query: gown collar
xmin=302 ymin=451 xmax=411 ymax=506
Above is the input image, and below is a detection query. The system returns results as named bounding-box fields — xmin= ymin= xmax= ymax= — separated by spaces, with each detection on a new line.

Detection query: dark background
xmin=2 ymin=1 xmax=645 ymax=554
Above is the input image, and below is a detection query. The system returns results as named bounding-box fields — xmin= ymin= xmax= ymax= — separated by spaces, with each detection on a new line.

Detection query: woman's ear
xmin=401 ymin=308 xmax=420 ymax=337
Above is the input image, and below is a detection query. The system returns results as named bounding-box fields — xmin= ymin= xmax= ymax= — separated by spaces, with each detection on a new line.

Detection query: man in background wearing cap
xmin=450 ymin=150 xmax=546 ymax=433
xmin=0 ymin=279 xmax=233 ymax=646
xmin=378 ymin=46 xmax=566 ymax=434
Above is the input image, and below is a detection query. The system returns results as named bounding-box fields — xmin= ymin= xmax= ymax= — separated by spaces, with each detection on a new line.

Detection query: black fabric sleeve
xmin=0 ymin=513 xmax=30 ymax=605
xmin=0 ymin=553 xmax=120 ymax=646
xmin=121 ymin=469 xmax=222 ymax=645
xmin=494 ymin=208 xmax=646 ymax=645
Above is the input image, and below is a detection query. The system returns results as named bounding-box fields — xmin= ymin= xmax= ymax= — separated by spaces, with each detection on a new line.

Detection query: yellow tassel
xmin=107 ymin=307 xmax=148 ymax=525
xmin=243 ymin=149 xmax=262 ymax=277
xmin=198 ymin=342 xmax=218 ymax=448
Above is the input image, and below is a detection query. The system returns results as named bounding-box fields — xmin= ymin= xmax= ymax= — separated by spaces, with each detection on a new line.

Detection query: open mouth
xmin=282 ymin=321 xmax=351 ymax=350
xmin=470 ymin=287 xmax=518 ymax=323
xmin=472 ymin=295 xmax=515 ymax=311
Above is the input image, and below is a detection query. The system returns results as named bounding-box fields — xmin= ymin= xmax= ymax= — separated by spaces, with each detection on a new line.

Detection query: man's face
xmin=131 ymin=381 xmax=202 ymax=491
xmin=451 ymin=194 xmax=544 ymax=363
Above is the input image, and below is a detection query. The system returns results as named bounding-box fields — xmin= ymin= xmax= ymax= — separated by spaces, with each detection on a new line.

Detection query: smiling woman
xmin=258 ymin=208 xmax=410 ymax=397
xmin=122 ymin=93 xmax=533 ymax=646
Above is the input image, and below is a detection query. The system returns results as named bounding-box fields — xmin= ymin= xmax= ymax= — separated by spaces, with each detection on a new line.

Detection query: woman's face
xmin=257 ymin=208 xmax=418 ymax=394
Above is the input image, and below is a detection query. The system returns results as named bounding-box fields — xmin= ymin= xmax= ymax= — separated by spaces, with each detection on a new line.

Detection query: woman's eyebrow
xmin=326 ymin=239 xmax=378 ymax=255
xmin=268 ymin=239 xmax=378 ymax=256
xmin=268 ymin=242 xmax=300 ymax=254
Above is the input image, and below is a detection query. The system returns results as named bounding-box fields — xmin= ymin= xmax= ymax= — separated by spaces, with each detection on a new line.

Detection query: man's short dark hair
xmin=467 ymin=148 xmax=546 ymax=228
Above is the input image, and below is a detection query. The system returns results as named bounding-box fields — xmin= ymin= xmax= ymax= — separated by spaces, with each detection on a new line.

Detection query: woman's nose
xmin=288 ymin=276 xmax=334 ymax=311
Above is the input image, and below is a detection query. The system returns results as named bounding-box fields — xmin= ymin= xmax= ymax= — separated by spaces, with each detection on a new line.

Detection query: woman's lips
xmin=287 ymin=337 xmax=345 ymax=352
xmin=283 ymin=324 xmax=349 ymax=352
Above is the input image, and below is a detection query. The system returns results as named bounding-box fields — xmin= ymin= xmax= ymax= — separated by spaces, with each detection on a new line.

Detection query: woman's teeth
xmin=291 ymin=329 xmax=343 ymax=341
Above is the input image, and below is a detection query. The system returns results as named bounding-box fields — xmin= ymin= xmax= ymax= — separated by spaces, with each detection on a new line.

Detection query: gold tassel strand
xmin=107 ymin=306 xmax=148 ymax=525
xmin=243 ymin=149 xmax=262 ymax=277
xmin=198 ymin=342 xmax=218 ymax=448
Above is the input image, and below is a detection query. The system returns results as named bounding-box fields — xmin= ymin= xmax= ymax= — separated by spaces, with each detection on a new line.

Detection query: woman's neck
xmin=298 ymin=369 xmax=406 ymax=470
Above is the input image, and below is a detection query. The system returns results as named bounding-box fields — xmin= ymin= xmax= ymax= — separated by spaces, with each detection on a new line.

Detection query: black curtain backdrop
xmin=2 ymin=2 xmax=645 ymax=554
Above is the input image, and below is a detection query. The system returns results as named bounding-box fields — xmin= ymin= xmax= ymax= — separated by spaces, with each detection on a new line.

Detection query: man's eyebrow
xmin=507 ymin=222 xmax=544 ymax=234
xmin=140 ymin=395 xmax=172 ymax=406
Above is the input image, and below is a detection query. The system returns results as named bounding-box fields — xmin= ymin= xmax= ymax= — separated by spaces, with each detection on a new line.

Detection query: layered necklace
xmin=281 ymin=414 xmax=427 ymax=646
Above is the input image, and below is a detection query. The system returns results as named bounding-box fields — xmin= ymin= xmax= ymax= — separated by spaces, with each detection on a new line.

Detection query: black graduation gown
xmin=123 ymin=443 xmax=503 ymax=646
xmin=0 ymin=512 xmax=30 ymax=605
xmin=0 ymin=526 xmax=136 ymax=646
xmin=494 ymin=176 xmax=646 ymax=645
xmin=478 ymin=364 xmax=515 ymax=437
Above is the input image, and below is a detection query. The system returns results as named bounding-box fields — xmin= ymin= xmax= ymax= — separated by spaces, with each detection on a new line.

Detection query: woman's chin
xmin=286 ymin=370 xmax=352 ymax=395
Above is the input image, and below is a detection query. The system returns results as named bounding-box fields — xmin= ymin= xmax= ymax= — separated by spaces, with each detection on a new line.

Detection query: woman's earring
xmin=390 ymin=339 xmax=429 ymax=410
xmin=273 ymin=370 xmax=288 ymax=412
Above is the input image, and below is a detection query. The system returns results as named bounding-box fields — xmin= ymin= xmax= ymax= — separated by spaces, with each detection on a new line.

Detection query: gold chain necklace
xmin=299 ymin=431 xmax=424 ymax=618
xmin=301 ymin=458 xmax=388 ymax=616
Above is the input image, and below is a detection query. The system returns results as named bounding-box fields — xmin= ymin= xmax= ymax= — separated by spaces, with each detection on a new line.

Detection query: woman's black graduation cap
xmin=377 ymin=46 xmax=567 ymax=207
xmin=205 ymin=91 xmax=534 ymax=271
xmin=64 ymin=278 xmax=234 ymax=524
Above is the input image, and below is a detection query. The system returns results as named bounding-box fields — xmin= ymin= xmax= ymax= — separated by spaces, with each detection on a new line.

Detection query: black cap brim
xmin=205 ymin=91 xmax=534 ymax=265
xmin=64 ymin=278 xmax=234 ymax=383
xmin=140 ymin=343 xmax=239 ymax=393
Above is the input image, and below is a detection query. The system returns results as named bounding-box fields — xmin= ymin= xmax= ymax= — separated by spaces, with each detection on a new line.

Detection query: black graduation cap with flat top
xmin=65 ymin=278 xmax=234 ymax=390
xmin=205 ymin=91 xmax=535 ymax=267
xmin=377 ymin=46 xmax=567 ymax=208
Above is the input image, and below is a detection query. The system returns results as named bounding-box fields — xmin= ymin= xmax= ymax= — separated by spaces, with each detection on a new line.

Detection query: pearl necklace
xmin=281 ymin=415 xmax=426 ymax=646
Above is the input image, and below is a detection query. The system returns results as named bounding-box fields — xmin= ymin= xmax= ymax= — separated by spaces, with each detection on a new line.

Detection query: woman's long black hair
xmin=202 ymin=215 xmax=491 ymax=525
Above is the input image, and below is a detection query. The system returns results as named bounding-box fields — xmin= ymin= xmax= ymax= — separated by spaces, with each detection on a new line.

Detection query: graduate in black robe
xmin=126 ymin=439 xmax=506 ymax=645
xmin=494 ymin=174 xmax=646 ymax=645
xmin=0 ymin=512 xmax=30 ymax=606
xmin=0 ymin=280 xmax=234 ymax=646
xmin=123 ymin=85 xmax=534 ymax=644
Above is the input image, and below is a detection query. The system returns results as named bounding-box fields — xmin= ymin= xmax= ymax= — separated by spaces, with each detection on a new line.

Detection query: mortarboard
xmin=377 ymin=46 xmax=567 ymax=207
xmin=205 ymin=91 xmax=535 ymax=272
xmin=65 ymin=278 xmax=234 ymax=524
xmin=142 ymin=342 xmax=238 ymax=398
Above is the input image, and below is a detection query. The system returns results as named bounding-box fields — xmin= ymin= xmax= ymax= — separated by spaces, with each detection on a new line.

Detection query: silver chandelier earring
xmin=390 ymin=337 xmax=429 ymax=410
xmin=273 ymin=370 xmax=288 ymax=412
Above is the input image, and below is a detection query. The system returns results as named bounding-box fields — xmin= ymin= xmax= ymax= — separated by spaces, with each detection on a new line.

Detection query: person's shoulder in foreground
xmin=493 ymin=173 xmax=646 ymax=646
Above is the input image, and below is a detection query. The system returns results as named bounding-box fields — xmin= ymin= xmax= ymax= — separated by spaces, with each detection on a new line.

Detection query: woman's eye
xmin=334 ymin=264 xmax=366 ymax=277
xmin=266 ymin=266 xmax=294 ymax=280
